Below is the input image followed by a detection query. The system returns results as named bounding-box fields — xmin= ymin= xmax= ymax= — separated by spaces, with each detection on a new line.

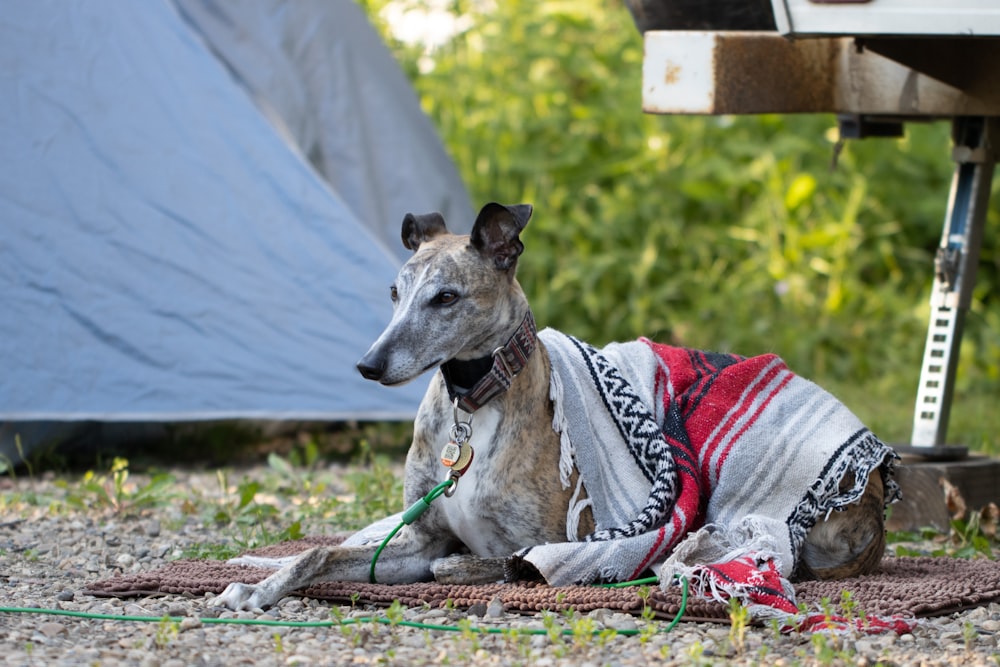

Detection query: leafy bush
xmin=360 ymin=0 xmax=999 ymax=447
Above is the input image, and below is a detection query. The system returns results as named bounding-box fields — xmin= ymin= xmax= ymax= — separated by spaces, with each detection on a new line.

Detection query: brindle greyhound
xmin=210 ymin=202 xmax=886 ymax=611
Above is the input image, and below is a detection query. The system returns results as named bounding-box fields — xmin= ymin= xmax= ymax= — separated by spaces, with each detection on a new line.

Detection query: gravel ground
xmin=2 ymin=465 xmax=1000 ymax=667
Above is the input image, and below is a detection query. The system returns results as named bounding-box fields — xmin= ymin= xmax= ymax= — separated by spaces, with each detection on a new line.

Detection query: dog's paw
xmin=208 ymin=582 xmax=271 ymax=612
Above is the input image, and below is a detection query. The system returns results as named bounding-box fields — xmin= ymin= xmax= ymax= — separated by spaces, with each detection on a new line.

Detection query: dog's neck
xmin=440 ymin=309 xmax=537 ymax=413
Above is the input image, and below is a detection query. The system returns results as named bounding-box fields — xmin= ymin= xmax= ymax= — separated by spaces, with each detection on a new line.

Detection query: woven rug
xmin=82 ymin=536 xmax=1000 ymax=623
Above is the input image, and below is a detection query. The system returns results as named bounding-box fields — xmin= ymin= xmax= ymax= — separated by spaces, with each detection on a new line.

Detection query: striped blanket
xmin=514 ymin=329 xmax=900 ymax=624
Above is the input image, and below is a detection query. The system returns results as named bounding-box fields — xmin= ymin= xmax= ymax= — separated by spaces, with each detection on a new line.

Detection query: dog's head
xmin=356 ymin=202 xmax=533 ymax=386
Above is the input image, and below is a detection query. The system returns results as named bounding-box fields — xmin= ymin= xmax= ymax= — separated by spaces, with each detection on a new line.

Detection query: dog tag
xmin=440 ymin=441 xmax=462 ymax=467
xmin=440 ymin=440 xmax=474 ymax=474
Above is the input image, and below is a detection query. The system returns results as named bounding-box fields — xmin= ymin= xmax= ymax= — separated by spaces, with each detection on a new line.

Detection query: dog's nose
xmin=356 ymin=355 xmax=386 ymax=381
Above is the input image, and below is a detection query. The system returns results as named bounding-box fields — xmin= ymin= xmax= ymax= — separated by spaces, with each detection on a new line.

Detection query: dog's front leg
xmin=209 ymin=524 xmax=453 ymax=611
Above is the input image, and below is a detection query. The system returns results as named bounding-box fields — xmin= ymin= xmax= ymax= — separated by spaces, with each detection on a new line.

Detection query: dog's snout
xmin=357 ymin=354 xmax=386 ymax=382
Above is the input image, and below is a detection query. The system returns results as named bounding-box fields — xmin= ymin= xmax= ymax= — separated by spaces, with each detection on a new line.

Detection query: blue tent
xmin=0 ymin=0 xmax=472 ymax=457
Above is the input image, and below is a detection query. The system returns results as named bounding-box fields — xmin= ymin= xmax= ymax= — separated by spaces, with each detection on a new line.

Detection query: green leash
xmin=369 ymin=478 xmax=456 ymax=584
xmin=367 ymin=478 xmax=690 ymax=631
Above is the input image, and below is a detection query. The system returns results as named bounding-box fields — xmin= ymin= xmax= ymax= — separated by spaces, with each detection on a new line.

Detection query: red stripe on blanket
xmin=702 ymin=366 xmax=793 ymax=488
xmin=693 ymin=357 xmax=786 ymax=486
xmin=630 ymin=525 xmax=669 ymax=580
xmin=644 ymin=343 xmax=792 ymax=489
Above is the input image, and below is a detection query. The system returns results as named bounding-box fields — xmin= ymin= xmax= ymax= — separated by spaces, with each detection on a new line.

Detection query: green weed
xmin=727 ymin=597 xmax=750 ymax=656
xmin=62 ymin=457 xmax=175 ymax=515
xmin=153 ymin=616 xmax=179 ymax=649
xmin=340 ymin=440 xmax=405 ymax=530
xmin=888 ymin=508 xmax=998 ymax=560
xmin=963 ymin=620 xmax=979 ymax=652
xmin=0 ymin=434 xmax=33 ymax=478
xmin=950 ymin=510 xmax=997 ymax=559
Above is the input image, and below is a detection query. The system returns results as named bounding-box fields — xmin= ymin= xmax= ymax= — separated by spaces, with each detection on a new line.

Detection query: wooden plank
xmin=888 ymin=455 xmax=1000 ymax=533
xmin=642 ymin=31 xmax=1000 ymax=116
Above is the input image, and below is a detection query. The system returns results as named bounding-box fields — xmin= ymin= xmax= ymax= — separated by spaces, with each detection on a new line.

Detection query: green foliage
xmin=61 ymin=457 xmax=175 ymax=515
xmin=361 ymin=0 xmax=1000 ymax=451
xmin=341 ymin=440 xmax=406 ymax=528
xmin=0 ymin=434 xmax=32 ymax=478
xmin=178 ymin=441 xmax=402 ymax=559
xmin=727 ymin=597 xmax=749 ymax=656
xmin=887 ymin=507 xmax=997 ymax=559
xmin=949 ymin=510 xmax=997 ymax=559
xmin=153 ymin=616 xmax=179 ymax=649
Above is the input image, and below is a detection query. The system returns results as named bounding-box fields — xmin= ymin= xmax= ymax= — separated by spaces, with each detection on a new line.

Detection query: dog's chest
xmin=433 ymin=408 xmax=517 ymax=556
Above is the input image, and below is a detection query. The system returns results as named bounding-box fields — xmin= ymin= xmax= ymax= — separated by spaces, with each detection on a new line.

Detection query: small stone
xmin=417 ymin=608 xmax=448 ymax=620
xmin=116 ymin=553 xmax=136 ymax=568
xmin=56 ymin=590 xmax=74 ymax=602
xmin=280 ymin=599 xmax=305 ymax=613
xmin=587 ymin=608 xmax=608 ymax=625
xmin=608 ymin=614 xmax=637 ymax=633
xmin=124 ymin=603 xmax=151 ymax=616
xmin=486 ymin=597 xmax=504 ymax=618
xmin=965 ymin=607 xmax=989 ymax=620
xmin=467 ymin=602 xmax=488 ymax=617
xmin=166 ymin=605 xmax=187 ymax=618
xmin=854 ymin=639 xmax=876 ymax=655
xmin=142 ymin=519 xmax=161 ymax=537
xmin=706 ymin=627 xmax=730 ymax=642
xmin=179 ymin=618 xmax=202 ymax=632
xmin=38 ymin=622 xmax=67 ymax=638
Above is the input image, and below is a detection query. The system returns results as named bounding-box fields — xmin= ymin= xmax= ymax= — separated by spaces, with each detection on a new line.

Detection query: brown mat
xmin=84 ymin=536 xmax=1000 ymax=622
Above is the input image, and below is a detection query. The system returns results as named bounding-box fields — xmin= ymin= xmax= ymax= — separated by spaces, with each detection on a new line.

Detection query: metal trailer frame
xmin=641 ymin=21 xmax=1000 ymax=457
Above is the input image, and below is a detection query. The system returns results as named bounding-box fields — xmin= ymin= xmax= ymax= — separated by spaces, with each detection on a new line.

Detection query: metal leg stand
xmin=902 ymin=117 xmax=996 ymax=459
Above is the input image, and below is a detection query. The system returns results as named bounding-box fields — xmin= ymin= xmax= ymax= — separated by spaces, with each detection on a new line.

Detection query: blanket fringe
xmin=548 ymin=365 xmax=576 ymax=491
xmin=565 ymin=476 xmax=592 ymax=542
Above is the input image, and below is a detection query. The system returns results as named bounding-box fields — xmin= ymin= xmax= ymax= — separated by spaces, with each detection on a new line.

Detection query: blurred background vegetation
xmin=359 ymin=0 xmax=1000 ymax=453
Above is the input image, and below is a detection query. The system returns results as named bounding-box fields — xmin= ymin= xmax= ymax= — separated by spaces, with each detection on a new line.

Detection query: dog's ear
xmin=470 ymin=202 xmax=533 ymax=271
xmin=401 ymin=212 xmax=448 ymax=251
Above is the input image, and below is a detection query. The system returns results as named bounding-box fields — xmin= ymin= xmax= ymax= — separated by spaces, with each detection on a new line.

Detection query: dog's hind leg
xmin=796 ymin=472 xmax=886 ymax=581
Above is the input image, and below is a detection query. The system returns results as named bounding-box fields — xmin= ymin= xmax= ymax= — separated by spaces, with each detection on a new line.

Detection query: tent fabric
xmin=0 ymin=0 xmax=471 ymax=440
xmin=173 ymin=0 xmax=473 ymax=264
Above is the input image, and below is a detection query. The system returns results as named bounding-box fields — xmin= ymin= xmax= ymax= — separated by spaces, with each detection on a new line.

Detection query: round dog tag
xmin=440 ymin=440 xmax=474 ymax=474
xmin=440 ymin=441 xmax=462 ymax=467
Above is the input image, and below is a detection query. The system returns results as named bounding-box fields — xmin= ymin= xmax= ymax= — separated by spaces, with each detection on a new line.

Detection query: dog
xmin=210 ymin=202 xmax=888 ymax=611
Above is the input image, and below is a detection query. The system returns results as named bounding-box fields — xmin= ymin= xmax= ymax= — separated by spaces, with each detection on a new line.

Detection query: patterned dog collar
xmin=441 ymin=310 xmax=537 ymax=413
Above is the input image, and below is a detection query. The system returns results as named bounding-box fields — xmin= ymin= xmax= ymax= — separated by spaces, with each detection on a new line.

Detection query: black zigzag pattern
xmin=567 ymin=336 xmax=679 ymax=542
xmin=571 ymin=337 xmax=669 ymax=482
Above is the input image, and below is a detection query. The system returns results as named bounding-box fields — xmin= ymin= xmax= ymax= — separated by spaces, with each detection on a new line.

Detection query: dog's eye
xmin=390 ymin=285 xmax=398 ymax=302
xmin=433 ymin=291 xmax=459 ymax=306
